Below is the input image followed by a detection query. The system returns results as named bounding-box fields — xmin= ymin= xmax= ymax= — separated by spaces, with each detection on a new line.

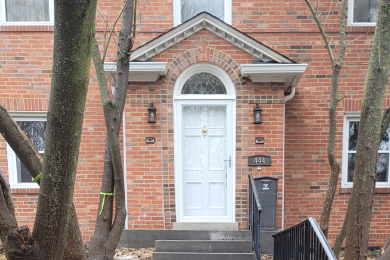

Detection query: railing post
xmin=305 ymin=221 xmax=310 ymax=260
xmin=257 ymin=209 xmax=260 ymax=259
xmin=248 ymin=173 xmax=262 ymax=260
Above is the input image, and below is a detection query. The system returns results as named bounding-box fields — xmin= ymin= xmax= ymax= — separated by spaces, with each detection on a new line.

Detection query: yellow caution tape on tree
xmin=99 ymin=192 xmax=114 ymax=215
xmin=32 ymin=172 xmax=42 ymax=182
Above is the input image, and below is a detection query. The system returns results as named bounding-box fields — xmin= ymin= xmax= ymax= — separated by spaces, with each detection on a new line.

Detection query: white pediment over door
xmin=130 ymin=12 xmax=294 ymax=63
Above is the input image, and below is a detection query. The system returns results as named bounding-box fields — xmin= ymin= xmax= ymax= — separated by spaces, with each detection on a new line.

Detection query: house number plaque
xmin=248 ymin=155 xmax=271 ymax=166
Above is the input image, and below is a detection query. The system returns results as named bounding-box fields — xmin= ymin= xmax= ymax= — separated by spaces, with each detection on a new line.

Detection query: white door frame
xmin=173 ymin=63 xmax=236 ymax=223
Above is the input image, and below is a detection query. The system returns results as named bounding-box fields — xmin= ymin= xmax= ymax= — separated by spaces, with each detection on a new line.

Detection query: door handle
xmin=224 ymin=156 xmax=231 ymax=168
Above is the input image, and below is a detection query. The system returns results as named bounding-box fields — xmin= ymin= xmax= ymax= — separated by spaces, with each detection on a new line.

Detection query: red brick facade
xmin=1 ymin=0 xmax=389 ymax=246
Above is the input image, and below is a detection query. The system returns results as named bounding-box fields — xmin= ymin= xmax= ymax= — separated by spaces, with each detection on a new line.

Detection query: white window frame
xmin=347 ymin=0 xmax=377 ymax=26
xmin=342 ymin=112 xmax=390 ymax=188
xmin=173 ymin=0 xmax=232 ymax=27
xmin=0 ymin=0 xmax=54 ymax=26
xmin=6 ymin=111 xmax=47 ymax=189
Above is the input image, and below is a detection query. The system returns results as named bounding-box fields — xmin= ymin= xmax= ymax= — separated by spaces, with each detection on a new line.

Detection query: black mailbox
xmin=254 ymin=176 xmax=278 ymax=229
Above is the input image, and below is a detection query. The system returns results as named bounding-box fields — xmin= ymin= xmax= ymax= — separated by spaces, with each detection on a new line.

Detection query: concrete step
xmin=118 ymin=230 xmax=252 ymax=248
xmin=153 ymin=252 xmax=256 ymax=260
xmin=155 ymin=240 xmax=253 ymax=253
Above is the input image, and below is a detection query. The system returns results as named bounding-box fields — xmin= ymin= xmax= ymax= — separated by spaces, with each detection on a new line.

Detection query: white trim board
xmin=104 ymin=62 xmax=168 ymax=84
xmin=240 ymin=63 xmax=308 ymax=100
xmin=130 ymin=12 xmax=293 ymax=63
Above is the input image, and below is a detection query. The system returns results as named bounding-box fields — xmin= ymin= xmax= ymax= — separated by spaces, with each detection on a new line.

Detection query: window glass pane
xmin=17 ymin=121 xmax=46 ymax=151
xmin=347 ymin=153 xmax=389 ymax=183
xmin=377 ymin=153 xmax=389 ymax=182
xmin=348 ymin=153 xmax=355 ymax=182
xmin=16 ymin=156 xmax=34 ymax=183
xmin=348 ymin=121 xmax=359 ymax=151
xmin=181 ymin=72 xmax=227 ymax=94
xmin=379 ymin=128 xmax=390 ymax=150
xmin=5 ymin=0 xmax=50 ymax=22
xmin=353 ymin=0 xmax=379 ymax=23
xmin=350 ymin=120 xmax=390 ymax=151
xmin=181 ymin=0 xmax=224 ymax=23
xmin=15 ymin=121 xmax=46 ymax=183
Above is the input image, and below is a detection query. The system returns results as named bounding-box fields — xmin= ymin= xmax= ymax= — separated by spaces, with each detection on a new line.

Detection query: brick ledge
xmin=339 ymin=187 xmax=390 ymax=194
xmin=12 ymin=188 xmax=40 ymax=194
xmin=0 ymin=25 xmax=54 ymax=32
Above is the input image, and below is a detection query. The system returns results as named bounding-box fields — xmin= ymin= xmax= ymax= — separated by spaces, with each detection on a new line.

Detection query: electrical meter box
xmin=254 ymin=176 xmax=278 ymax=229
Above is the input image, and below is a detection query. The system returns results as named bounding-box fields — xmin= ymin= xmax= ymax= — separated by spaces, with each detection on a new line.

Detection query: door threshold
xmin=173 ymin=222 xmax=238 ymax=230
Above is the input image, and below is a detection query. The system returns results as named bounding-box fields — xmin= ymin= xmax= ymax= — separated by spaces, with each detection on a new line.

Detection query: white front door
xmin=176 ymin=100 xmax=234 ymax=222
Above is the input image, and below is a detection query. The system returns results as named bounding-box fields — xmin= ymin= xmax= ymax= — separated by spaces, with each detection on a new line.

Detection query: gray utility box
xmin=253 ymin=176 xmax=278 ymax=230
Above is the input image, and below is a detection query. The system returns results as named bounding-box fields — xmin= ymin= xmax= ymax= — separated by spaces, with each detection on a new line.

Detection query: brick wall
xmin=1 ymin=0 xmax=390 ymax=247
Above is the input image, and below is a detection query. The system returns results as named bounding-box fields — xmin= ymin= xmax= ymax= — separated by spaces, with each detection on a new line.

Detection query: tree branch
xmin=337 ymin=94 xmax=347 ymax=103
xmin=0 ymin=168 xmax=16 ymax=223
xmin=102 ymin=0 xmax=129 ymax=62
xmin=305 ymin=0 xmax=335 ymax=67
xmin=0 ymin=173 xmax=36 ymax=259
xmin=89 ymin=0 xmax=135 ymax=254
xmin=333 ymin=196 xmax=351 ymax=259
xmin=0 ymin=104 xmax=42 ymax=181
xmin=378 ymin=235 xmax=390 ymax=260
xmin=306 ymin=0 xmax=347 ymax=238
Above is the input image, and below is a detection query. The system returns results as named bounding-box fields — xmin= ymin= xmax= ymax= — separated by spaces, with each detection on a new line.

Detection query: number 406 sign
xmin=248 ymin=155 xmax=271 ymax=166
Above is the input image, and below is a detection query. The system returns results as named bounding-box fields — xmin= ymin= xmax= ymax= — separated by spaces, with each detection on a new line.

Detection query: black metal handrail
xmin=273 ymin=217 xmax=336 ymax=260
xmin=248 ymin=173 xmax=262 ymax=260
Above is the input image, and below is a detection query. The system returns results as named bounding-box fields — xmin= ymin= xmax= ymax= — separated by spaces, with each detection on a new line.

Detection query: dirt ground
xmin=114 ymin=247 xmax=154 ymax=260
xmin=0 ymin=246 xmax=382 ymax=259
xmin=112 ymin=248 xmax=382 ymax=260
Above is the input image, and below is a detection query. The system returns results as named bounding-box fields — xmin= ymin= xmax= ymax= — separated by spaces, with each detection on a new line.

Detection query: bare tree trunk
xmin=378 ymin=235 xmax=390 ymax=260
xmin=344 ymin=1 xmax=390 ymax=258
xmin=305 ymin=0 xmax=347 ymax=238
xmin=88 ymin=0 xmax=134 ymax=259
xmin=29 ymin=0 xmax=97 ymax=259
xmin=333 ymin=197 xmax=350 ymax=259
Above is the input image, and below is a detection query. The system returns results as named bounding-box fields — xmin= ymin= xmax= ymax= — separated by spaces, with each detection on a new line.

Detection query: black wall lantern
xmin=253 ymin=102 xmax=262 ymax=124
xmin=148 ymin=102 xmax=157 ymax=123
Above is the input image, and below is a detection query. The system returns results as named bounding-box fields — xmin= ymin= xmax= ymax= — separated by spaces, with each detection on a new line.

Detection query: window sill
xmin=339 ymin=187 xmax=390 ymax=194
xmin=11 ymin=188 xmax=40 ymax=194
xmin=0 ymin=25 xmax=54 ymax=32
xmin=346 ymin=25 xmax=376 ymax=33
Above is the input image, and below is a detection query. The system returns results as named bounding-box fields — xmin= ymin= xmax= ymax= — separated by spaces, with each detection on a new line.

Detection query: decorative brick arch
xmin=162 ymin=48 xmax=244 ymax=90
xmin=160 ymin=48 xmax=248 ymax=229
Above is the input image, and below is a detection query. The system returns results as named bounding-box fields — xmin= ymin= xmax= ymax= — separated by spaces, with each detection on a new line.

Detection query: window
xmin=0 ymin=0 xmax=54 ymax=25
xmin=343 ymin=114 xmax=390 ymax=187
xmin=348 ymin=0 xmax=379 ymax=26
xmin=6 ymin=112 xmax=46 ymax=188
xmin=173 ymin=0 xmax=232 ymax=26
xmin=181 ymin=72 xmax=227 ymax=94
